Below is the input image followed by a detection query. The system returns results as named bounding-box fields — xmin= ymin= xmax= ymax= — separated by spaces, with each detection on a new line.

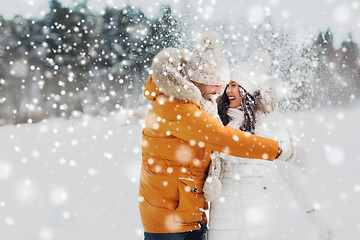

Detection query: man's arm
xmin=165 ymin=105 xmax=280 ymax=161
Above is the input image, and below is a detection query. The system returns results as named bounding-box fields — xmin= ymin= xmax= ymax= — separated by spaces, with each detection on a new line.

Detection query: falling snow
xmin=0 ymin=0 xmax=359 ymax=239
xmin=0 ymin=104 xmax=358 ymax=239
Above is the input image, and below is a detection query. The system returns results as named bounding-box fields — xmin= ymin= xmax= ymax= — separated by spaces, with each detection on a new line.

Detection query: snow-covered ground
xmin=0 ymin=104 xmax=359 ymax=240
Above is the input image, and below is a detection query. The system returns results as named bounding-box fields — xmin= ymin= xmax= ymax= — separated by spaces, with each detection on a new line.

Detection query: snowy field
xmin=0 ymin=104 xmax=360 ymax=240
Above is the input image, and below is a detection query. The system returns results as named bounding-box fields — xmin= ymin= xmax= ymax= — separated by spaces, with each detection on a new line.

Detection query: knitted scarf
xmin=202 ymin=104 xmax=246 ymax=201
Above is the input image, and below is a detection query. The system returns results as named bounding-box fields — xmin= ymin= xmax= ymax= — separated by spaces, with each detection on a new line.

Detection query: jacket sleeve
xmin=165 ymin=104 xmax=279 ymax=161
xmin=276 ymin=161 xmax=314 ymax=211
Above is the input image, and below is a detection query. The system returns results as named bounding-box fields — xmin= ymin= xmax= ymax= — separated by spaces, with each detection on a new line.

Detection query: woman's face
xmin=226 ymin=80 xmax=242 ymax=108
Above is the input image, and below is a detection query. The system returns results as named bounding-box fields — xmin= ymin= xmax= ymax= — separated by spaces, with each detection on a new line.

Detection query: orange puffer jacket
xmin=139 ymin=73 xmax=279 ymax=233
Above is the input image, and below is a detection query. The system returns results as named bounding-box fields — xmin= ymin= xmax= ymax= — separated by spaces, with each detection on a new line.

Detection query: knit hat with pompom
xmin=185 ymin=31 xmax=230 ymax=86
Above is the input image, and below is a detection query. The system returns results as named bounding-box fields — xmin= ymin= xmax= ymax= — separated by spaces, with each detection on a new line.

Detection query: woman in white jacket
xmin=203 ymin=70 xmax=333 ymax=240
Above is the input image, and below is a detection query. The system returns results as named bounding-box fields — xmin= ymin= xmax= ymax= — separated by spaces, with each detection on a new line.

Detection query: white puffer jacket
xmin=208 ymin=111 xmax=332 ymax=240
xmin=208 ymin=112 xmax=289 ymax=240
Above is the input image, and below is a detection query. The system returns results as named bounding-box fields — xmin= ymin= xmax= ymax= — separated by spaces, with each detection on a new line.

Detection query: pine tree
xmin=149 ymin=5 xmax=180 ymax=53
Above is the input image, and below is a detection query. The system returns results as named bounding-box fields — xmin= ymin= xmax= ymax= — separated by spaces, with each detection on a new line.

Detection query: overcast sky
xmin=0 ymin=0 xmax=359 ymax=46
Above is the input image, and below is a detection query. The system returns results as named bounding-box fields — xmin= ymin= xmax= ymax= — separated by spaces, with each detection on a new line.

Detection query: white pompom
xmin=203 ymin=176 xmax=222 ymax=202
xmin=199 ymin=31 xmax=221 ymax=51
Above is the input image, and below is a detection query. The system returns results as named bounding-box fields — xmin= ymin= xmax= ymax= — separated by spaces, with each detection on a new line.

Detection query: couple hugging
xmin=139 ymin=32 xmax=333 ymax=240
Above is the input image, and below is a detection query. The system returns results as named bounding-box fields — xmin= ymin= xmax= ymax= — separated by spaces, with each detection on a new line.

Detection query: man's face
xmin=193 ymin=82 xmax=223 ymax=100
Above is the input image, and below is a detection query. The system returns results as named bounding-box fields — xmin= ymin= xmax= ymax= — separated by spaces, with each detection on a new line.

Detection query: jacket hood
xmin=146 ymin=48 xmax=203 ymax=104
xmin=144 ymin=76 xmax=162 ymax=101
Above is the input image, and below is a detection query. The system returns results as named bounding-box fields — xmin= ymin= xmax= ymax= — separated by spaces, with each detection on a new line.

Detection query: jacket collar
xmin=149 ymin=48 xmax=203 ymax=105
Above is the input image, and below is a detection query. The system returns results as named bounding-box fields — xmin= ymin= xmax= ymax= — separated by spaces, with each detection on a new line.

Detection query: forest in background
xmin=0 ymin=0 xmax=359 ymax=125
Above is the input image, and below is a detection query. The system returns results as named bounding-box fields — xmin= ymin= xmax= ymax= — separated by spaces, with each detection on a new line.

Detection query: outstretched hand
xmin=288 ymin=145 xmax=308 ymax=171
xmin=275 ymin=141 xmax=293 ymax=161
xmin=276 ymin=146 xmax=282 ymax=158
xmin=276 ymin=141 xmax=308 ymax=171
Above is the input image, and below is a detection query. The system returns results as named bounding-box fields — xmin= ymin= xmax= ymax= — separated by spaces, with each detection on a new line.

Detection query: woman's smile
xmin=228 ymin=96 xmax=236 ymax=102
xmin=226 ymin=80 xmax=242 ymax=108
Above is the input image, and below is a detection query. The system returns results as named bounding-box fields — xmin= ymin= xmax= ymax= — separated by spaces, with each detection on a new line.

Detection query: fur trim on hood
xmin=151 ymin=48 xmax=202 ymax=104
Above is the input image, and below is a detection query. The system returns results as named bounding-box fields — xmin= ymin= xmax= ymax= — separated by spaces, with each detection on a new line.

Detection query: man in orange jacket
xmin=139 ymin=34 xmax=292 ymax=240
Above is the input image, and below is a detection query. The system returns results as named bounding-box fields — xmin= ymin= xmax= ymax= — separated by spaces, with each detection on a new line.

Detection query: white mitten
xmin=277 ymin=142 xmax=308 ymax=171
xmin=308 ymin=210 xmax=335 ymax=240
xmin=203 ymin=176 xmax=222 ymax=202
xmin=287 ymin=145 xmax=308 ymax=172
xmin=276 ymin=141 xmax=293 ymax=162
